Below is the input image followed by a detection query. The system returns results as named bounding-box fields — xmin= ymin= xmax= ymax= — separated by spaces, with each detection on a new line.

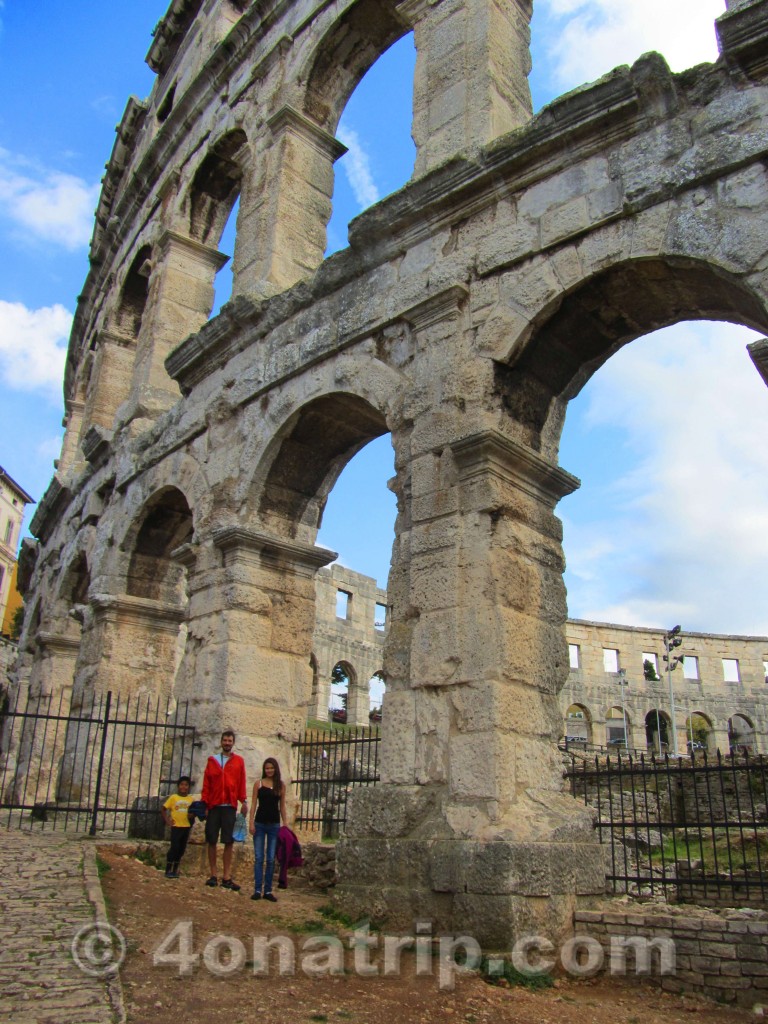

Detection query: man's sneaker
xmin=165 ymin=870 xmax=175 ymax=879
xmin=263 ymin=892 xmax=277 ymax=902
xmin=250 ymin=891 xmax=262 ymax=901
xmin=221 ymin=878 xmax=241 ymax=891
xmin=205 ymin=876 xmax=218 ymax=887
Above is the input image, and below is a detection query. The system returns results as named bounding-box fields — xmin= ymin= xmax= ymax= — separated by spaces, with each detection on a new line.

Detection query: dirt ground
xmin=98 ymin=843 xmax=754 ymax=1024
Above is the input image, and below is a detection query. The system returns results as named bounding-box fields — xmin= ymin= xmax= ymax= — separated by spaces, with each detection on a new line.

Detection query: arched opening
xmin=188 ymin=130 xmax=247 ymax=246
xmin=330 ymin=660 xmax=354 ymax=724
xmin=645 ymin=709 xmax=670 ymax=754
xmin=606 ymin=705 xmax=630 ymax=750
xmin=368 ymin=670 xmax=385 ymax=723
xmin=564 ymin=702 xmax=591 ymax=747
xmin=258 ymin=394 xmax=389 ymax=542
xmin=113 ymin=245 xmax=152 ymax=339
xmin=685 ymin=711 xmax=713 ymax=755
xmin=325 ymin=34 xmax=416 ymax=255
xmin=126 ymin=488 xmax=193 ymax=603
xmin=728 ymin=713 xmax=755 ymax=755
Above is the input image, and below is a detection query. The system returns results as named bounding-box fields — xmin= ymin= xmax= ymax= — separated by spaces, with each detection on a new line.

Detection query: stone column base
xmin=334 ymin=787 xmax=607 ymax=948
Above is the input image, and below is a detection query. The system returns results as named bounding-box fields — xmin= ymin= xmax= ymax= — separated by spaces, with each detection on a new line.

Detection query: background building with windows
xmin=314 ymin=566 xmax=768 ymax=754
xmin=0 ymin=467 xmax=34 ymax=638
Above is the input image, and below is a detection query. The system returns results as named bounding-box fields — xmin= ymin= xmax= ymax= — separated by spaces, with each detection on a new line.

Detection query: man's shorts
xmin=205 ymin=805 xmax=236 ymax=845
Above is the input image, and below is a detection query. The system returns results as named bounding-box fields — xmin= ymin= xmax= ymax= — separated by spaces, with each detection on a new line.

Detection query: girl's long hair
xmin=262 ymin=757 xmax=283 ymax=794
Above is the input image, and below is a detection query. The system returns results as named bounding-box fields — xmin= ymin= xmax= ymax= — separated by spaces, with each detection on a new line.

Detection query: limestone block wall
xmin=312 ymin=565 xmax=387 ymax=725
xmin=562 ymin=620 xmax=768 ymax=754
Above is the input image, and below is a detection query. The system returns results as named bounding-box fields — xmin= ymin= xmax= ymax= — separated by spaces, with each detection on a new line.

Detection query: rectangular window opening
xmin=336 ymin=590 xmax=351 ymax=620
xmin=642 ymin=652 xmax=659 ymax=680
xmin=722 ymin=658 xmax=740 ymax=683
xmin=682 ymin=656 xmax=700 ymax=681
xmin=603 ymin=648 xmax=619 ymax=673
xmin=568 ymin=644 xmax=580 ymax=670
xmin=374 ymin=603 xmax=387 ymax=632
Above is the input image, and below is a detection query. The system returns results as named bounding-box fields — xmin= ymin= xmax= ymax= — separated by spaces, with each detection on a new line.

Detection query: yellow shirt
xmin=163 ymin=793 xmax=193 ymax=828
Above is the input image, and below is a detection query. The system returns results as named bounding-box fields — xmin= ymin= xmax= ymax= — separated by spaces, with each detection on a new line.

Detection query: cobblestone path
xmin=0 ymin=830 xmax=123 ymax=1024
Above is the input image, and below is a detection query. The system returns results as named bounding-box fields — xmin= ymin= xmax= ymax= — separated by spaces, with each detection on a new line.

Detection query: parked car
xmin=369 ymin=708 xmax=382 ymax=723
xmin=330 ymin=708 xmax=347 ymax=724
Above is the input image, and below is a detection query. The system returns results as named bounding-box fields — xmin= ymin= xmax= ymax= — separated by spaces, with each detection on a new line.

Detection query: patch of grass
xmin=478 ymin=955 xmax=553 ymax=991
xmin=283 ymin=918 xmax=330 ymax=934
xmin=317 ymin=904 xmax=381 ymax=932
xmin=95 ymin=853 xmax=111 ymax=878
xmin=309 ymin=1015 xmax=328 ymax=1022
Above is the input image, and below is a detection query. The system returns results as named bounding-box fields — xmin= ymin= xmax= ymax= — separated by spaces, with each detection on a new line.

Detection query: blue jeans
xmin=253 ymin=822 xmax=280 ymax=894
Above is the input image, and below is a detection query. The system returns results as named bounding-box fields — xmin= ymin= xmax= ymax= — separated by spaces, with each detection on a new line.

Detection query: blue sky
xmin=1 ymin=0 xmax=766 ymax=639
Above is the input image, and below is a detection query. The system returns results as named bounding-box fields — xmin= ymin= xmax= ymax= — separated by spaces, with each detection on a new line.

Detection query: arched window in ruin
xmin=188 ymin=129 xmax=247 ymax=247
xmin=605 ymin=705 xmax=630 ymax=749
xmin=330 ymin=660 xmax=354 ymax=724
xmin=564 ymin=703 xmax=591 ymax=746
xmin=113 ymin=245 xmax=153 ymax=339
xmin=126 ymin=488 xmax=193 ymax=603
xmin=685 ymin=712 xmax=713 ymax=755
xmin=728 ymin=713 xmax=755 ymax=755
xmin=645 ymin=710 xmax=670 ymax=754
xmin=368 ymin=670 xmax=385 ymax=723
xmin=325 ymin=34 xmax=416 ymax=255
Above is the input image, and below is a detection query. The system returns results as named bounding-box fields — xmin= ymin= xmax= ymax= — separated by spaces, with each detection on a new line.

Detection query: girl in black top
xmin=248 ymin=757 xmax=286 ymax=901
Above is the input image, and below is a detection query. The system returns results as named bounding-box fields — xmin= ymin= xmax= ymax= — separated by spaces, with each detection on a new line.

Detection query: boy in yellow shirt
xmin=162 ymin=775 xmax=194 ymax=878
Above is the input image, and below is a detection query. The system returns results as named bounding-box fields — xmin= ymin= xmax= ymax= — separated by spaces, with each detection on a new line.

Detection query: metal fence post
xmin=88 ymin=690 xmax=112 ymax=837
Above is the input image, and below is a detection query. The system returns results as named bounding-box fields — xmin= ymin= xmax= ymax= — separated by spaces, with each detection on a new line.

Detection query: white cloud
xmin=562 ymin=322 xmax=768 ymax=635
xmin=0 ymin=149 xmax=99 ymax=250
xmin=337 ymin=126 xmax=380 ymax=209
xmin=0 ymin=301 xmax=70 ymax=400
xmin=538 ymin=0 xmax=726 ymax=92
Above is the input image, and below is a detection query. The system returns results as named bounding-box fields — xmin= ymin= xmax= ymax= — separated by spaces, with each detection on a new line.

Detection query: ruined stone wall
xmin=12 ymin=0 xmax=768 ymax=946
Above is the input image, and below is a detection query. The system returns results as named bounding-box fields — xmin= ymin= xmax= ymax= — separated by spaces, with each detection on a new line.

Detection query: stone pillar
xmin=73 ymin=594 xmax=186 ymax=702
xmin=336 ymin=430 xmax=605 ymax=948
xmin=174 ymin=528 xmax=336 ymax=768
xmin=57 ymin=397 xmax=85 ymax=476
xmin=82 ymin=330 xmax=137 ymax=433
xmin=234 ymin=107 xmax=347 ymax=299
xmin=129 ymin=230 xmax=229 ymax=415
xmin=398 ymin=0 xmax=533 ymax=177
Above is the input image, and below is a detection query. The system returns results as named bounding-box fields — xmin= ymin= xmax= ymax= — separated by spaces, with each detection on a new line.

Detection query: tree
xmin=10 ymin=604 xmax=24 ymax=642
xmin=643 ymin=659 xmax=659 ymax=681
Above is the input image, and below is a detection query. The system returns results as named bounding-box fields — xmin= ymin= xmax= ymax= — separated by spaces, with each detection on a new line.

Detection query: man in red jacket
xmin=201 ymin=729 xmax=247 ymax=890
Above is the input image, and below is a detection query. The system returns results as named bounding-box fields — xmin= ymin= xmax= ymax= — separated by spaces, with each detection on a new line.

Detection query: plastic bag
xmin=232 ymin=812 xmax=247 ymax=843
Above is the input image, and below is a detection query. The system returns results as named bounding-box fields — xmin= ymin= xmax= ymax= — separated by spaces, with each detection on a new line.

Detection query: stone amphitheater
xmin=10 ymin=0 xmax=768 ymax=944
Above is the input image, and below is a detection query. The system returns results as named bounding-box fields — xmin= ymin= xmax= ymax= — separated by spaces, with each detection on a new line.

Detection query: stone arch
xmin=685 ymin=710 xmax=714 ymax=754
xmin=113 ymin=245 xmax=153 ymax=339
xmin=645 ymin=708 xmax=672 ymax=754
xmin=299 ymin=0 xmax=408 ymax=132
xmin=255 ymin=392 xmax=389 ymax=540
xmin=495 ymin=255 xmax=768 ymax=453
xmin=187 ymin=128 xmax=249 ymax=246
xmin=728 ymin=712 xmax=756 ymax=754
xmin=125 ymin=487 xmax=194 ymax=602
xmin=564 ymin=702 xmax=591 ymax=745
xmin=330 ymin=658 xmax=357 ymax=723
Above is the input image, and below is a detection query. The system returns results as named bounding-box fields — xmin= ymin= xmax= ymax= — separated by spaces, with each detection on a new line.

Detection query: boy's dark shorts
xmin=205 ymin=805 xmax=236 ymax=845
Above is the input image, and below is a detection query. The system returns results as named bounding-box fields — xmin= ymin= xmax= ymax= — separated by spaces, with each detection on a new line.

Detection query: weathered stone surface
xmin=13 ymin=0 xmax=768 ymax=949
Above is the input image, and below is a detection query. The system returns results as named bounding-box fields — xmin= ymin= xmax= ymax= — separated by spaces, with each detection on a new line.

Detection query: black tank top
xmin=255 ymin=783 xmax=281 ymax=824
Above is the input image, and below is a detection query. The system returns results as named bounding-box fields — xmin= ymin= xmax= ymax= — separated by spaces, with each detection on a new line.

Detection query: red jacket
xmin=201 ymin=753 xmax=247 ymax=808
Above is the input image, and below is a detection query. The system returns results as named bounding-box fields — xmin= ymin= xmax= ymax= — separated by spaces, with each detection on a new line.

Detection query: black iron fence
xmin=0 ymin=687 xmax=196 ymax=835
xmin=292 ymin=726 xmax=380 ymax=838
xmin=565 ymin=750 xmax=768 ymax=906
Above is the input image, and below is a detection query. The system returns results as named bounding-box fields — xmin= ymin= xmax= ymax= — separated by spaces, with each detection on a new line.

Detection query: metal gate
xmin=0 ymin=687 xmax=196 ymax=835
xmin=292 ymin=726 xmax=380 ymax=837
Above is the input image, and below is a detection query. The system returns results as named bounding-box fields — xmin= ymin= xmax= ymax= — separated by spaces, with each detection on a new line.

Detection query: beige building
xmin=13 ymin=0 xmax=768 ymax=946
xmin=0 ymin=467 xmax=33 ymax=637
xmin=314 ymin=566 xmax=768 ymax=754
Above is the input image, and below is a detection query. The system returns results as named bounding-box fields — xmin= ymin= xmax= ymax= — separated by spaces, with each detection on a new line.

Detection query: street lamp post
xmin=663 ymin=625 xmax=684 ymax=756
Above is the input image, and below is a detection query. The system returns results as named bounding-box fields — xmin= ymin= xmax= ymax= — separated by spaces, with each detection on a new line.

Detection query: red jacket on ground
xmin=201 ymin=753 xmax=247 ymax=808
